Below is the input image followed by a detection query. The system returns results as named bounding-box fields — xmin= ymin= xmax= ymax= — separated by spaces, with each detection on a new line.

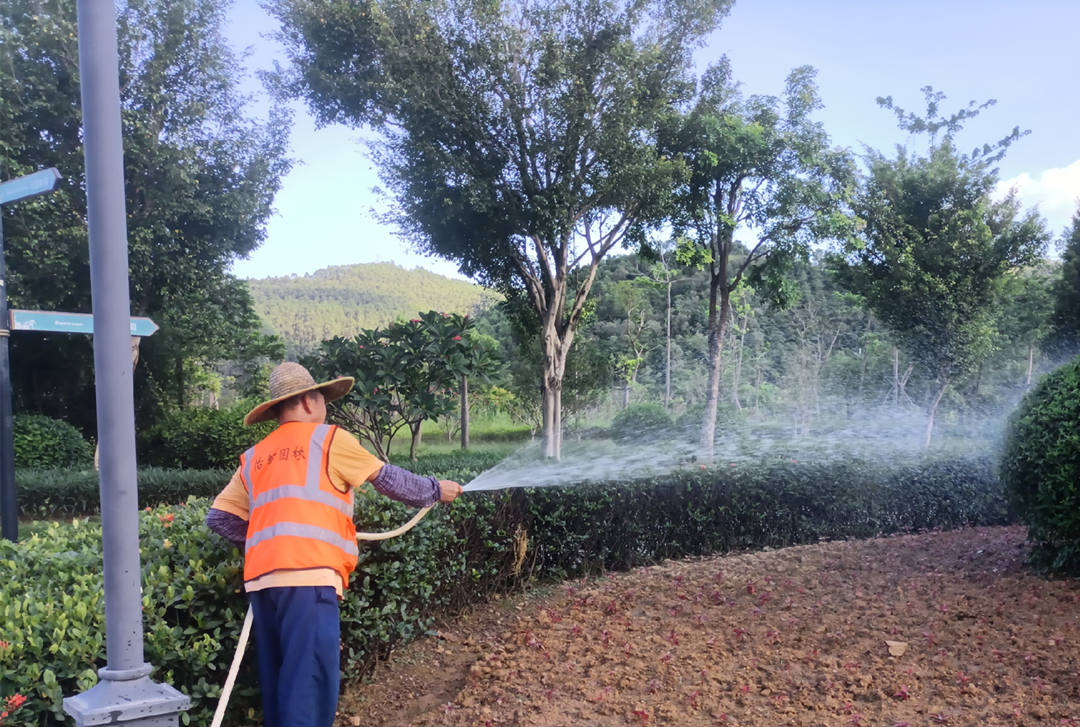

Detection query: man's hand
xmin=438 ymin=480 xmax=463 ymax=503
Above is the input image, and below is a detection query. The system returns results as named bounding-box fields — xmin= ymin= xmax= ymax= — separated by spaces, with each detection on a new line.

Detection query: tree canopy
xmin=831 ymin=88 xmax=1049 ymax=446
xmin=1048 ymin=207 xmax=1080 ymax=356
xmin=268 ymin=0 xmax=735 ymax=456
xmin=0 ymin=0 xmax=290 ymax=428
xmin=664 ymin=59 xmax=855 ymax=458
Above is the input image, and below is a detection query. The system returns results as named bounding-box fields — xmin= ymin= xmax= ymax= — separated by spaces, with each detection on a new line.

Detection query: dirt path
xmin=337 ymin=526 xmax=1080 ymax=726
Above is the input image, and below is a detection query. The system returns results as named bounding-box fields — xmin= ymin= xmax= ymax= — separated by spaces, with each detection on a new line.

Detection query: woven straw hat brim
xmin=243 ymin=376 xmax=354 ymax=426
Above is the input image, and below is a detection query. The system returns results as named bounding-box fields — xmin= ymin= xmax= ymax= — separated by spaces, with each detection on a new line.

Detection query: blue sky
xmin=226 ymin=0 xmax=1080 ymax=281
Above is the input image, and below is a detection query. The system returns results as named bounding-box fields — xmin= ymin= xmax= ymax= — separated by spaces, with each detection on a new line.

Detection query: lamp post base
xmin=63 ymin=673 xmax=190 ymax=726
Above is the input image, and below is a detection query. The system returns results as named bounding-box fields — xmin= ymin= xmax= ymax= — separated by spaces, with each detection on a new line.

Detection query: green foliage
xmin=269 ymin=0 xmax=736 ymax=456
xmin=247 ymin=263 xmax=502 ymax=351
xmin=1048 ymin=208 xmax=1080 ymax=355
xmin=305 ymin=311 xmax=498 ymax=459
xmin=0 ymin=503 xmax=257 ymax=727
xmin=16 ymin=468 xmax=230 ymax=519
xmin=664 ymin=59 xmax=856 ymax=456
xmin=11 ymin=450 xmax=1009 ymax=725
xmin=11 ymin=415 xmax=93 ymax=470
xmin=1000 ymin=356 xmax=1080 ymax=574
xmin=138 ymin=402 xmax=274 ymax=470
xmin=609 ymin=403 xmax=673 ymax=438
xmin=0 ymin=0 xmax=290 ymax=431
xmin=524 ymin=454 xmax=1009 ymax=576
xmin=831 ymin=87 xmax=1049 ymax=445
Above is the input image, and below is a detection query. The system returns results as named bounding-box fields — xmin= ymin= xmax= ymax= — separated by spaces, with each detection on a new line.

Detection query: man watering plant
xmin=205 ymin=361 xmax=463 ymax=727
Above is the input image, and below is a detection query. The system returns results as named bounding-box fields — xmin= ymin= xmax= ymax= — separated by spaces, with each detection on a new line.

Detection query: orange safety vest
xmin=239 ymin=422 xmax=358 ymax=590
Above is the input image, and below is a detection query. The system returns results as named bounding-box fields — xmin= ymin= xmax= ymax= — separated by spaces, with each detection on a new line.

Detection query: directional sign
xmin=9 ymin=309 xmax=158 ymax=337
xmin=0 ymin=168 xmax=62 ymax=205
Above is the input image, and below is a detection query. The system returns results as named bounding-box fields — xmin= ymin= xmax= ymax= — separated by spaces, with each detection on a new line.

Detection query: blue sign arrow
xmin=9 ymin=309 xmax=158 ymax=337
xmin=0 ymin=168 xmax=62 ymax=206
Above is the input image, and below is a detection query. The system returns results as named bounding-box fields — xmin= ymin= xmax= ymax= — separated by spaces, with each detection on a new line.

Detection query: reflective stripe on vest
xmin=246 ymin=521 xmax=358 ymax=556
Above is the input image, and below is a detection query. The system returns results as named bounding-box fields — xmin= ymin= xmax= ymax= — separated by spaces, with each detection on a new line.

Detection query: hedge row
xmin=14 ymin=469 xmax=231 ymax=519
xmin=13 ymin=451 xmax=510 ymax=520
xmin=3 ymin=453 xmax=1012 ymax=726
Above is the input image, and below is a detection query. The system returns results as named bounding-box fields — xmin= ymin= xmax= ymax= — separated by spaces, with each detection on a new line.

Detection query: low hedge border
xmin=14 ymin=451 xmax=511 ymax=520
xmin=3 ymin=452 xmax=1012 ymax=726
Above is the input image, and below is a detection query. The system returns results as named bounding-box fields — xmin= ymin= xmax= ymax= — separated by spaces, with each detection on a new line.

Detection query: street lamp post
xmin=61 ymin=1 xmax=189 ymax=724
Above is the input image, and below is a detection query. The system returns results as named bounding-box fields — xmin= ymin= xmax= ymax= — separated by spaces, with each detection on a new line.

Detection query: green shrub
xmin=139 ymin=401 xmax=273 ymax=470
xmin=9 ymin=450 xmax=1011 ymax=725
xmin=15 ymin=450 xmax=507 ymax=520
xmin=12 ymin=415 xmax=93 ymax=469
xmin=1000 ymin=356 xmax=1080 ymax=574
xmin=3 ymin=493 xmax=518 ymax=727
xmin=0 ymin=502 xmax=257 ymax=727
xmin=16 ymin=468 xmax=232 ymax=519
xmin=610 ymin=403 xmax=673 ymax=438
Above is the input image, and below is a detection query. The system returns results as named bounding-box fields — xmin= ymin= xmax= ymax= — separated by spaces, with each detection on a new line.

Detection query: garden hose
xmin=210 ymin=505 xmax=435 ymax=727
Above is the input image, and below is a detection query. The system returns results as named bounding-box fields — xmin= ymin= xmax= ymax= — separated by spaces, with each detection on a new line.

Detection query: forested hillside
xmin=247 ymin=262 xmax=500 ymax=350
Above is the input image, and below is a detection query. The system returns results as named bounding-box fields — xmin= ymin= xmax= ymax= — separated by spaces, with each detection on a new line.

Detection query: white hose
xmin=210 ymin=604 xmax=253 ymax=727
xmin=209 ymin=505 xmax=434 ymax=727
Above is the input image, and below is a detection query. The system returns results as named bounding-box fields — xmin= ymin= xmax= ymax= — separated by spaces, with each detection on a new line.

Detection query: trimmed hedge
xmin=12 ymin=415 xmax=93 ymax=470
xmin=1000 ymin=356 xmax=1080 ymax=574
xmin=4 ymin=452 xmax=1013 ymax=726
xmin=14 ymin=450 xmax=513 ymax=520
xmin=15 ymin=468 xmax=231 ymax=519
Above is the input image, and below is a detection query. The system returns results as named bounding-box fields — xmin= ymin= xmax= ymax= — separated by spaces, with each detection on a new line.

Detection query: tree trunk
xmin=409 ymin=420 xmax=422 ymax=461
xmin=460 ymin=375 xmax=469 ymax=450
xmin=892 ymin=347 xmax=900 ymax=409
xmin=176 ymin=355 xmax=186 ymax=410
xmin=665 ymin=279 xmax=672 ymax=410
xmin=923 ymin=377 xmax=950 ymax=449
xmin=732 ymin=305 xmax=747 ymax=410
xmin=699 ymin=290 xmax=732 ymax=461
xmin=540 ymin=315 xmax=572 ymax=459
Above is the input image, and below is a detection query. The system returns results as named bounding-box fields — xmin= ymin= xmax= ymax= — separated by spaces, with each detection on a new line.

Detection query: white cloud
xmin=997 ymin=159 xmax=1080 ymax=236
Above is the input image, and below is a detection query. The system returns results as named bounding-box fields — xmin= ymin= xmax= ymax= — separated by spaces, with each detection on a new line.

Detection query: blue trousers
xmin=248 ymin=586 xmax=340 ymax=727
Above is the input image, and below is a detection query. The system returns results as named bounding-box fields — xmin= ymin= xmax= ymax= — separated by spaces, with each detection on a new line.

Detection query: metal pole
xmin=0 ymin=167 xmax=62 ymax=542
xmin=64 ymin=2 xmax=188 ymax=723
xmin=0 ymin=213 xmax=16 ymax=542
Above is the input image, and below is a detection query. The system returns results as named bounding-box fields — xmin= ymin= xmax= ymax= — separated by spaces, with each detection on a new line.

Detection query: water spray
xmin=208 ymin=435 xmax=740 ymax=725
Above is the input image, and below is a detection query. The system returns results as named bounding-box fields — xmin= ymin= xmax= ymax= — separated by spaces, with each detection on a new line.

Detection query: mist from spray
xmin=460 ymin=400 xmax=1025 ymax=494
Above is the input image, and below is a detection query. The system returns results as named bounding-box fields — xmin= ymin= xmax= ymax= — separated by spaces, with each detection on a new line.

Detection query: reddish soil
xmin=336 ymin=526 xmax=1080 ymax=726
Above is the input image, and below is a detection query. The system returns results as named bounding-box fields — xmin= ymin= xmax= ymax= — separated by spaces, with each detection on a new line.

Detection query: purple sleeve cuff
xmin=206 ymin=508 xmax=248 ymax=547
xmin=371 ymin=463 xmax=441 ymax=508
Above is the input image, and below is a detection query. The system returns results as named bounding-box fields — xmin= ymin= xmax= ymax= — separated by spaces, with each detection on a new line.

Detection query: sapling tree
xmin=635 ymin=237 xmax=704 ymax=409
xmin=831 ymin=87 xmax=1049 ymax=446
xmin=267 ymin=0 xmax=736 ymax=457
xmin=305 ymin=311 xmax=493 ymax=459
xmin=990 ymin=263 xmax=1056 ymax=390
xmin=665 ymin=60 xmax=855 ymax=459
xmin=609 ymin=278 xmax=659 ymax=409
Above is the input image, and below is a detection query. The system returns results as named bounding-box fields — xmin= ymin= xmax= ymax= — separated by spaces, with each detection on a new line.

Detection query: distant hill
xmin=247 ymin=262 xmax=501 ymax=350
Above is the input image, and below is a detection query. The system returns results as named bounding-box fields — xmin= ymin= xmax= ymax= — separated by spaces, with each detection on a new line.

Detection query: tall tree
xmin=268 ymin=0 xmax=735 ymax=457
xmin=1048 ymin=206 xmax=1080 ymax=356
xmin=666 ymin=59 xmax=854 ymax=459
xmin=0 ymin=0 xmax=290 ymax=429
xmin=831 ymin=88 xmax=1049 ymax=447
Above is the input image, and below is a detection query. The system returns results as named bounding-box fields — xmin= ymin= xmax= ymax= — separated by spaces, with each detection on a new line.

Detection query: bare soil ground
xmin=336 ymin=526 xmax=1080 ymax=726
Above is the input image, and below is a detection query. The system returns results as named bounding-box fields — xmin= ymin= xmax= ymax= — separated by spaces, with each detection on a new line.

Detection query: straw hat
xmin=244 ymin=362 xmax=354 ymax=426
